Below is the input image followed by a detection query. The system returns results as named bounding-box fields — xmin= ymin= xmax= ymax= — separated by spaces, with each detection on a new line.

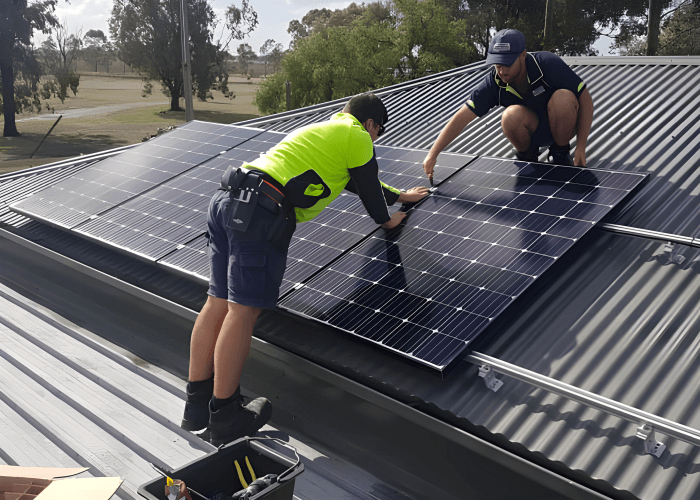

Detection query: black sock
xmin=211 ymin=385 xmax=241 ymax=411
xmin=211 ymin=393 xmax=238 ymax=412
xmin=187 ymin=376 xmax=213 ymax=394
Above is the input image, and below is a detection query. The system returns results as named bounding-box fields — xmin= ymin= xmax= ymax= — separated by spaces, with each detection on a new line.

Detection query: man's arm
xmin=423 ymin=105 xmax=478 ymax=177
xmin=575 ymin=88 xmax=593 ymax=167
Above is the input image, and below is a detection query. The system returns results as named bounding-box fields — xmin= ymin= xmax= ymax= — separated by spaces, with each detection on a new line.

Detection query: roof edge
xmin=562 ymin=55 xmax=700 ymax=66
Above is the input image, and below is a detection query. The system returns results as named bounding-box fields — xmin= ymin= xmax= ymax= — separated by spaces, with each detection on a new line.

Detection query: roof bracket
xmin=636 ymin=422 xmax=666 ymax=458
xmin=478 ymin=365 xmax=503 ymax=392
xmin=664 ymin=242 xmax=686 ymax=265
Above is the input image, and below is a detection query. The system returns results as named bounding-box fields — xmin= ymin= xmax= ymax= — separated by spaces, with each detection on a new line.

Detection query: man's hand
xmin=397 ymin=186 xmax=430 ymax=203
xmin=574 ymin=145 xmax=586 ymax=167
xmin=423 ymin=155 xmax=437 ymax=179
xmin=381 ymin=211 xmax=407 ymax=229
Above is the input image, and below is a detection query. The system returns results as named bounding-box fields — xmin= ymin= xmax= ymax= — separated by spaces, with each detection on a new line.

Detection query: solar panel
xmin=279 ymin=147 xmax=474 ymax=295
xmin=158 ymin=233 xmax=209 ymax=280
xmin=70 ymin=130 xmax=287 ymax=261
xmin=278 ymin=157 xmax=648 ymax=371
xmin=10 ymin=122 xmax=264 ymax=229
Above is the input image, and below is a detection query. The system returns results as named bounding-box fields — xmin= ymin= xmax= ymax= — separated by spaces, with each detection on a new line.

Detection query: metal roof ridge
xmin=562 ymin=55 xmax=700 ymax=66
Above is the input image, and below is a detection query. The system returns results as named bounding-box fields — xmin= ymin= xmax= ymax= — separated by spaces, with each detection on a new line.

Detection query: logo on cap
xmin=493 ymin=43 xmax=511 ymax=52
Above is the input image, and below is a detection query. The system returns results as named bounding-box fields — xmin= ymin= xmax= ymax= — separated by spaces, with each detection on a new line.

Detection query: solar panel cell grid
xmin=279 ymin=157 xmax=647 ymax=370
xmin=11 ymin=121 xmax=264 ymax=229
xmin=72 ymin=128 xmax=286 ymax=261
xmin=278 ymin=149 xmax=476 ymax=294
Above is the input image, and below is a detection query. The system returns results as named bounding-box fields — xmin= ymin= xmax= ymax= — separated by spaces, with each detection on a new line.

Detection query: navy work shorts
xmin=207 ymin=189 xmax=295 ymax=309
xmin=530 ymin=107 xmax=556 ymax=148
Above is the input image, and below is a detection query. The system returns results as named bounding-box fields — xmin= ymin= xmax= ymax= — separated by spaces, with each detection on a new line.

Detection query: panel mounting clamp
xmin=636 ymin=422 xmax=666 ymax=458
xmin=478 ymin=365 xmax=503 ymax=392
xmin=664 ymin=242 xmax=686 ymax=265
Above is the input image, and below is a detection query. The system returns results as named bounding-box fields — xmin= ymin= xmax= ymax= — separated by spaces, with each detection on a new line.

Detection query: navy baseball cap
xmin=486 ymin=29 xmax=526 ymax=66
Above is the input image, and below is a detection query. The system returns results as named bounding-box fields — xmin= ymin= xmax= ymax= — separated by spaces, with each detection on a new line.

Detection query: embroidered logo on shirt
xmin=467 ymin=99 xmax=475 ymax=109
xmin=493 ymin=43 xmax=511 ymax=52
xmin=532 ymin=86 xmax=545 ymax=96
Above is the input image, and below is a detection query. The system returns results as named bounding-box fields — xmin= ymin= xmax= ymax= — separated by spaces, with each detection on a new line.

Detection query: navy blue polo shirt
xmin=466 ymin=51 xmax=586 ymax=118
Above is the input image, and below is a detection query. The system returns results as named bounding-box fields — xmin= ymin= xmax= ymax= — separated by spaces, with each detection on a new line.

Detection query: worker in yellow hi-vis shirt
xmin=180 ymin=93 xmax=430 ymax=446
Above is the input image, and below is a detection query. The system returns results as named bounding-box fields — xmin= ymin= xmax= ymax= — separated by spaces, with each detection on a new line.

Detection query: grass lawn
xmin=0 ymin=74 xmax=262 ymax=175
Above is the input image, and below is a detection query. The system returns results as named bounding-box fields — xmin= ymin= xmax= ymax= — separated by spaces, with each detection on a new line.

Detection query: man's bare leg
xmin=188 ymin=295 xmax=228 ymax=382
xmin=548 ymin=89 xmax=578 ymax=146
xmin=501 ymin=104 xmax=539 ymax=153
xmin=213 ymin=302 xmax=261 ymax=399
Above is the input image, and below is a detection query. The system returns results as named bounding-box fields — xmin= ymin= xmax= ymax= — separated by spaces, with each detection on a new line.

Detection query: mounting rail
xmin=468 ymin=352 xmax=699 ymax=456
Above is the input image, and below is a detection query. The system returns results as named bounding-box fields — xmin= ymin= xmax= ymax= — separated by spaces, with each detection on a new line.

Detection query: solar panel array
xmin=278 ymin=157 xmax=648 ymax=370
xmin=11 ymin=122 xmax=263 ymax=229
xmin=72 ymin=130 xmax=287 ymax=261
xmin=10 ymin=121 xmax=648 ymax=371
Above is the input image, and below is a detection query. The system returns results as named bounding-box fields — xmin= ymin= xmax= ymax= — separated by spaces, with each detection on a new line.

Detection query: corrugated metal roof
xmin=238 ymin=55 xmax=700 ymax=500
xmin=0 ymin=280 xmax=211 ymax=498
xmin=1 ymin=55 xmax=700 ymax=500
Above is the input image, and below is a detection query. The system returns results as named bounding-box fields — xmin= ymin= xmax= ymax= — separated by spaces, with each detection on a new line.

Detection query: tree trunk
xmin=647 ymin=0 xmax=662 ymax=56
xmin=0 ymin=57 xmax=19 ymax=137
xmin=170 ymin=91 xmax=181 ymax=111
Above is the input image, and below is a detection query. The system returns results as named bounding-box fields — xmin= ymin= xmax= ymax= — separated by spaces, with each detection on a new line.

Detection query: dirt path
xmin=17 ymin=101 xmax=169 ymax=122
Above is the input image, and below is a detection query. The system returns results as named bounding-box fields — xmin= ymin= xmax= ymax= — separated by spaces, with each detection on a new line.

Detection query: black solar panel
xmin=278 ymin=147 xmax=473 ymax=295
xmin=8 ymin=120 xmax=648 ymax=372
xmin=158 ymin=233 xmax=210 ymax=280
xmin=278 ymin=157 xmax=648 ymax=371
xmin=70 ymin=130 xmax=287 ymax=261
xmin=10 ymin=122 xmax=263 ymax=229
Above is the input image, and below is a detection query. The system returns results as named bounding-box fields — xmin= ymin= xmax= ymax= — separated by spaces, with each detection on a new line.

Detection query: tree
xmin=259 ymin=39 xmax=274 ymax=76
xmin=82 ymin=29 xmax=114 ymax=73
xmin=614 ymin=0 xmax=700 ymax=55
xmin=109 ymin=0 xmax=257 ymax=111
xmin=236 ymin=43 xmax=256 ymax=75
xmin=658 ymin=0 xmax=700 ymax=54
xmin=0 ymin=0 xmax=58 ymax=136
xmin=256 ymin=0 xmax=474 ymax=114
xmin=40 ymin=22 xmax=81 ymax=102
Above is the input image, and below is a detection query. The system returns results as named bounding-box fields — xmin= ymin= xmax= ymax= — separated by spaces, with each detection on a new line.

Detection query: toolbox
xmin=137 ymin=437 xmax=304 ymax=500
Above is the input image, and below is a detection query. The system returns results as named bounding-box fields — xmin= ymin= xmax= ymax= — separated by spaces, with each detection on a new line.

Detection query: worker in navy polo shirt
xmin=423 ymin=29 xmax=593 ymax=173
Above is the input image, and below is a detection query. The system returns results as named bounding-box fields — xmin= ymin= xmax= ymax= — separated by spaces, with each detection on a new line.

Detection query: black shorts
xmin=207 ymin=190 xmax=295 ymax=309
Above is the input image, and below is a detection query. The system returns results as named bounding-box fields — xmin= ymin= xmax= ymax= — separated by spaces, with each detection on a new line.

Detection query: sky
xmin=34 ymin=0 xmax=615 ymax=55
xmin=35 ymin=0 xmax=356 ymax=54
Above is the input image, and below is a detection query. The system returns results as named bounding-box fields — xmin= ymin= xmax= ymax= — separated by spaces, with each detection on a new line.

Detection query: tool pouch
xmin=220 ymin=165 xmax=250 ymax=192
xmin=224 ymin=170 xmax=261 ymax=233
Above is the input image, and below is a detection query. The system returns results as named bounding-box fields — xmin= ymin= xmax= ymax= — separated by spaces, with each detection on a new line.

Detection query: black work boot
xmin=548 ymin=143 xmax=573 ymax=166
xmin=209 ymin=387 xmax=272 ymax=447
xmin=181 ymin=377 xmax=214 ymax=432
xmin=514 ymin=142 xmax=540 ymax=162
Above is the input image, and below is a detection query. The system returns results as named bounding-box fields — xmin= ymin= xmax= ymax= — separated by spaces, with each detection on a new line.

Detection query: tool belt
xmin=219 ymin=166 xmax=296 ymax=248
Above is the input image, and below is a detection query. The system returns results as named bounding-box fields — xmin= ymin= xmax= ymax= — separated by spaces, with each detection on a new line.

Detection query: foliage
xmin=83 ymin=29 xmax=114 ymax=73
xmin=260 ymin=39 xmax=283 ymax=76
xmin=0 ymin=0 xmax=58 ymax=136
xmin=257 ymin=0 xmax=474 ymax=115
xmin=109 ymin=0 xmax=257 ymax=111
xmin=659 ymin=0 xmax=700 ymax=54
xmin=40 ymin=21 xmax=81 ymax=102
xmin=236 ymin=43 xmax=256 ymax=75
xmin=607 ymin=0 xmax=699 ymax=55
